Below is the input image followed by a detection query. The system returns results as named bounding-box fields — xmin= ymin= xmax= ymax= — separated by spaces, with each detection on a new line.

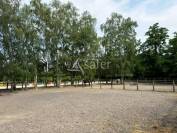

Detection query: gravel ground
xmin=0 ymin=87 xmax=177 ymax=133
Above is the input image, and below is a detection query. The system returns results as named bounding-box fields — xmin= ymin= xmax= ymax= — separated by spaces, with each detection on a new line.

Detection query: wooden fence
xmin=0 ymin=80 xmax=176 ymax=93
xmin=94 ymin=80 xmax=176 ymax=92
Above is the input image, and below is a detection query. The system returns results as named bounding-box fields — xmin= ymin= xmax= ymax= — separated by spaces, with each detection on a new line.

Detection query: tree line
xmin=0 ymin=0 xmax=177 ymax=88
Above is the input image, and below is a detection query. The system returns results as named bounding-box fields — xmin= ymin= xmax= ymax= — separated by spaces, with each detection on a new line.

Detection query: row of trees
xmin=0 ymin=0 xmax=177 ymax=88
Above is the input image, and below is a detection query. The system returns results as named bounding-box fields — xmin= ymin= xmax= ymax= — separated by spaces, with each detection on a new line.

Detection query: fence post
xmin=100 ymin=80 xmax=102 ymax=89
xmin=6 ymin=82 xmax=9 ymax=89
xmin=75 ymin=81 xmax=77 ymax=88
xmin=137 ymin=80 xmax=139 ymax=91
xmin=173 ymin=80 xmax=175 ymax=92
xmin=123 ymin=80 xmax=125 ymax=90
xmin=111 ymin=79 xmax=113 ymax=89
xmin=82 ymin=80 xmax=84 ymax=88
xmin=153 ymin=80 xmax=155 ymax=91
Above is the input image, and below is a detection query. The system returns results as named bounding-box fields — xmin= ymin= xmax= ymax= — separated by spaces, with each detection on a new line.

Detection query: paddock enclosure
xmin=1 ymin=80 xmax=176 ymax=93
xmin=0 ymin=87 xmax=177 ymax=133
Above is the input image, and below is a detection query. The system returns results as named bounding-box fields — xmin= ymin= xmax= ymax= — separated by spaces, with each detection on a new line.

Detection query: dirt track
xmin=0 ymin=87 xmax=177 ymax=133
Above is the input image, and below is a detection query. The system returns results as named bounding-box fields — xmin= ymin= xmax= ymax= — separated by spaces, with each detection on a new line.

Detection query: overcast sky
xmin=22 ymin=0 xmax=177 ymax=41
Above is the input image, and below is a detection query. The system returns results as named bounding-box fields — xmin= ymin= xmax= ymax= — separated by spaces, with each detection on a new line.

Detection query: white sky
xmin=22 ymin=0 xmax=177 ymax=41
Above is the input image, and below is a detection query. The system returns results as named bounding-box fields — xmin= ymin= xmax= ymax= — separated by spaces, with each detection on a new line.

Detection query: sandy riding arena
xmin=0 ymin=87 xmax=177 ymax=133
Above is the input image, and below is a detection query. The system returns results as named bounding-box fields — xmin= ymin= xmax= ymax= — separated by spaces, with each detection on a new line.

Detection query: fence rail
xmin=0 ymin=80 xmax=176 ymax=93
xmin=85 ymin=80 xmax=176 ymax=92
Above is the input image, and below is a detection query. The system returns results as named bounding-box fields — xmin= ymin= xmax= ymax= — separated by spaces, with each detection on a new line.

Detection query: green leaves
xmin=101 ymin=13 xmax=137 ymax=79
xmin=0 ymin=0 xmax=177 ymax=84
xmin=144 ymin=23 xmax=169 ymax=55
xmin=139 ymin=23 xmax=169 ymax=78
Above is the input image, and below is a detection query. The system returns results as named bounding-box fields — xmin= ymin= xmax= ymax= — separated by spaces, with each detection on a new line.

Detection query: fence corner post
xmin=173 ymin=80 xmax=175 ymax=92
xmin=123 ymin=80 xmax=125 ymax=90
xmin=137 ymin=80 xmax=139 ymax=91
xmin=153 ymin=80 xmax=155 ymax=91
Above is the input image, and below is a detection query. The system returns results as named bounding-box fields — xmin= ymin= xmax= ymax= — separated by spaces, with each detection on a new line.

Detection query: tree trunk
xmin=25 ymin=81 xmax=27 ymax=90
xmin=56 ymin=53 xmax=60 ymax=88
xmin=34 ymin=74 xmax=38 ymax=89
xmin=56 ymin=75 xmax=60 ymax=88
xmin=6 ymin=82 xmax=9 ymax=89
xmin=22 ymin=82 xmax=24 ymax=89
xmin=24 ymin=73 xmax=27 ymax=90
xmin=45 ymin=80 xmax=47 ymax=88
xmin=34 ymin=66 xmax=38 ymax=89
xmin=71 ymin=72 xmax=74 ymax=86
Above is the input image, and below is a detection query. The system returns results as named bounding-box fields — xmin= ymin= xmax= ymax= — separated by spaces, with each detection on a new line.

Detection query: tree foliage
xmin=138 ymin=23 xmax=169 ymax=78
xmin=101 ymin=13 xmax=138 ymax=80
xmin=0 ymin=0 xmax=177 ymax=89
